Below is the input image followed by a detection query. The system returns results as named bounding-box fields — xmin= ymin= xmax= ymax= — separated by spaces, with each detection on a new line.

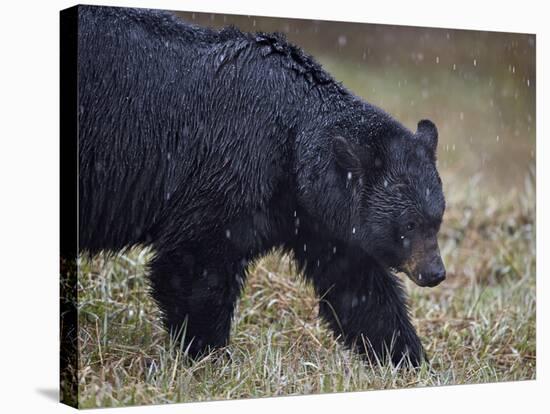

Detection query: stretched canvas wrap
xmin=60 ymin=4 xmax=536 ymax=409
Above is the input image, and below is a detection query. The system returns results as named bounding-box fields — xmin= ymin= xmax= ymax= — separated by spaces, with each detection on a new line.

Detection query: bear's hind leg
xmin=148 ymin=246 xmax=244 ymax=358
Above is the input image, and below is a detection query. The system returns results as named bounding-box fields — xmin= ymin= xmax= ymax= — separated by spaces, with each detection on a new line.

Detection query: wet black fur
xmin=78 ymin=6 xmax=446 ymax=366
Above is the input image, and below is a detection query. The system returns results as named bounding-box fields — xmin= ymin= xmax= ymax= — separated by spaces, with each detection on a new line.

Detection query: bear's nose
xmin=424 ymin=269 xmax=446 ymax=287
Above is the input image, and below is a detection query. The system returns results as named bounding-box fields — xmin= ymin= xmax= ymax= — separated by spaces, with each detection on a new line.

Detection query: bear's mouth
xmin=408 ymin=273 xmax=443 ymax=287
xmin=393 ymin=266 xmax=443 ymax=288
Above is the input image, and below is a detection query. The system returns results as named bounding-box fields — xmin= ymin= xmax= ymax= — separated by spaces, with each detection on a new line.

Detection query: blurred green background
xmin=174 ymin=11 xmax=536 ymax=197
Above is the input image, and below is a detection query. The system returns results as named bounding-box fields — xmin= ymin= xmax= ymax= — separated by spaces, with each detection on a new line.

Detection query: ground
xmin=76 ymin=172 xmax=535 ymax=407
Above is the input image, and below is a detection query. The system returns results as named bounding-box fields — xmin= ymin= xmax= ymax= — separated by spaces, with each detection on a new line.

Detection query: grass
xmin=75 ymin=171 xmax=535 ymax=408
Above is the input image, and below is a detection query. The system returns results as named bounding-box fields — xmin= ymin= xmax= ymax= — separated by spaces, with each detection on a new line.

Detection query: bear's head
xmin=335 ymin=118 xmax=446 ymax=287
xmin=297 ymin=115 xmax=446 ymax=287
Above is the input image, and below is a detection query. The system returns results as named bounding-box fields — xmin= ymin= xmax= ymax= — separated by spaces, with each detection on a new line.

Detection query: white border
xmin=0 ymin=0 xmax=545 ymax=413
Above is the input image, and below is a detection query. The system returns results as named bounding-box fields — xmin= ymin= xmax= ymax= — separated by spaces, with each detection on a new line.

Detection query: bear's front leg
xmin=148 ymin=245 xmax=245 ymax=358
xmin=309 ymin=252 xmax=425 ymax=367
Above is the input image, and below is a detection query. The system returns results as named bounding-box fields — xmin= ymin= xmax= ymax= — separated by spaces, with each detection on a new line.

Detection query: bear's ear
xmin=416 ymin=119 xmax=438 ymax=151
xmin=333 ymin=136 xmax=362 ymax=175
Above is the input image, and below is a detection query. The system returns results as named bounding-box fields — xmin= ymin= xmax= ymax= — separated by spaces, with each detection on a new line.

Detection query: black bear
xmin=77 ymin=6 xmax=446 ymax=366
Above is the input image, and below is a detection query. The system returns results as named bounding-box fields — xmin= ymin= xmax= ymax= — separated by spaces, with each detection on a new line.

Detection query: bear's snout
xmin=418 ymin=267 xmax=446 ymax=287
xmin=414 ymin=255 xmax=446 ymax=287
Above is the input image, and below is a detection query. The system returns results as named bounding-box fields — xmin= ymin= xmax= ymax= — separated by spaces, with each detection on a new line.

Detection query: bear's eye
xmin=406 ymin=222 xmax=416 ymax=232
